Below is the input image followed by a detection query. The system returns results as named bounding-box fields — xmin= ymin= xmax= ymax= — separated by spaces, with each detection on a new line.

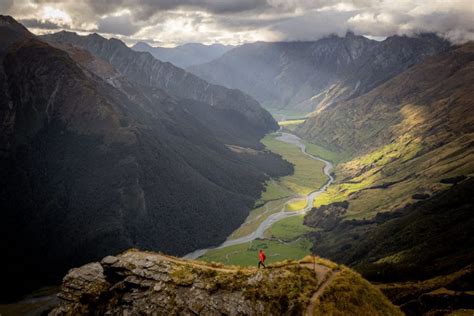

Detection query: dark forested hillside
xmin=42 ymin=31 xmax=277 ymax=148
xmin=0 ymin=16 xmax=291 ymax=299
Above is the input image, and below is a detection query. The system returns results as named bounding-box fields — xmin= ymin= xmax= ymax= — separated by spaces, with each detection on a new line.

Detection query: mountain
xmin=132 ymin=41 xmax=233 ymax=68
xmin=188 ymin=33 xmax=450 ymax=114
xmin=49 ymin=250 xmax=402 ymax=315
xmin=305 ymin=178 xmax=474 ymax=315
xmin=41 ymin=31 xmax=277 ymax=149
xmin=300 ymin=42 xmax=474 ymax=314
xmin=0 ymin=16 xmax=291 ymax=299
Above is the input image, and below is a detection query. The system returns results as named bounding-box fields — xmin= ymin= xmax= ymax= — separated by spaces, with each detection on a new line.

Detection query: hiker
xmin=258 ymin=250 xmax=266 ymax=269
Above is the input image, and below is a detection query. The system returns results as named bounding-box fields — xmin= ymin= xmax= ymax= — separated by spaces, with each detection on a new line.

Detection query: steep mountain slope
xmin=42 ymin=31 xmax=277 ymax=148
xmin=49 ymin=250 xmax=402 ymax=315
xmin=0 ymin=16 xmax=291 ymax=299
xmin=132 ymin=41 xmax=233 ymax=68
xmin=313 ymin=34 xmax=451 ymax=112
xmin=298 ymin=42 xmax=474 ymax=218
xmin=300 ymin=43 xmax=474 ymax=314
xmin=189 ymin=33 xmax=376 ymax=113
xmin=305 ymin=178 xmax=474 ymax=315
xmin=188 ymin=33 xmax=449 ymax=114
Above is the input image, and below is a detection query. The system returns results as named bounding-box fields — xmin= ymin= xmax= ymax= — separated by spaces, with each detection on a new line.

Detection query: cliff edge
xmin=51 ymin=250 xmax=401 ymax=315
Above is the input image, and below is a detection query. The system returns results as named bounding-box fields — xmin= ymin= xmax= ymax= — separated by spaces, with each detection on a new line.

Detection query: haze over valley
xmin=1 ymin=1 xmax=473 ymax=315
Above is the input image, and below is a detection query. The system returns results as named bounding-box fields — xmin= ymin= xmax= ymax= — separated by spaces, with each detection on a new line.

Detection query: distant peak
xmin=345 ymin=31 xmax=356 ymax=38
xmin=132 ymin=41 xmax=152 ymax=49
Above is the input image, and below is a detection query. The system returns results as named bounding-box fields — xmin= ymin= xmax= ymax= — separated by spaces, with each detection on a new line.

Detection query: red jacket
xmin=259 ymin=251 xmax=266 ymax=262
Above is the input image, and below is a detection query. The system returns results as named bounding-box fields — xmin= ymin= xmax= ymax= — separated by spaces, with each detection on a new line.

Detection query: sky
xmin=2 ymin=0 xmax=474 ymax=47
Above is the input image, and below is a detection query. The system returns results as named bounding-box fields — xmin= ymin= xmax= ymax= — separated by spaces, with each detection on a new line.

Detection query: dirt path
xmin=305 ymin=269 xmax=340 ymax=316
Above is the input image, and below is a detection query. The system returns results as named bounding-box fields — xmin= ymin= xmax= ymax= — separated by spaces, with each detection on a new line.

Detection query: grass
xmin=304 ymin=141 xmax=351 ymax=165
xmin=313 ymin=268 xmax=404 ymax=316
xmin=228 ymin=198 xmax=289 ymax=240
xmin=262 ymin=134 xmax=327 ymax=196
xmin=264 ymin=215 xmax=316 ymax=241
xmin=278 ymin=119 xmax=306 ymax=132
xmin=219 ymin=132 xmax=328 ymax=262
xmin=265 ymin=108 xmax=309 ymax=121
xmin=256 ymin=180 xmax=292 ymax=206
xmin=313 ymin=133 xmax=474 ymax=219
xmin=200 ymin=238 xmax=314 ymax=267
xmin=378 ymin=265 xmax=474 ymax=304
xmin=285 ymin=198 xmax=307 ymax=211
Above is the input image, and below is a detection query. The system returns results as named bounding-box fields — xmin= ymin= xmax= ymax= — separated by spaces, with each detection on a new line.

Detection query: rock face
xmin=50 ymin=250 xmax=401 ymax=315
xmin=0 ymin=16 xmax=292 ymax=299
xmin=188 ymin=33 xmax=449 ymax=113
xmin=132 ymin=42 xmax=233 ymax=68
xmin=42 ymin=31 xmax=278 ymax=142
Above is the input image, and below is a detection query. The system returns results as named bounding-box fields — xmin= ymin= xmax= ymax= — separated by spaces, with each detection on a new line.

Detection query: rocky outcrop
xmin=51 ymin=250 xmax=320 ymax=315
xmin=50 ymin=250 xmax=402 ymax=315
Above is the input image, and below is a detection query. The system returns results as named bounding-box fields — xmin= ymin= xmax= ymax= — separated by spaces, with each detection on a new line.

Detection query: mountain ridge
xmin=188 ymin=32 xmax=450 ymax=114
xmin=42 ymin=30 xmax=278 ymax=148
xmin=132 ymin=41 xmax=233 ymax=68
xmin=0 ymin=16 xmax=291 ymax=299
xmin=49 ymin=250 xmax=402 ymax=315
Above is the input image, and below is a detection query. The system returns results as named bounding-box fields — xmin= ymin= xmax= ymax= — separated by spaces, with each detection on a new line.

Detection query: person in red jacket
xmin=258 ymin=250 xmax=266 ymax=269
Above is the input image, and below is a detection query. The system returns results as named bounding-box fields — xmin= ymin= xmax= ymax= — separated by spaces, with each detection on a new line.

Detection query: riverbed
xmin=184 ymin=132 xmax=333 ymax=259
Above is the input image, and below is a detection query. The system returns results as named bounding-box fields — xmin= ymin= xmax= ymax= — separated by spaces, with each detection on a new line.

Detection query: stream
xmin=184 ymin=132 xmax=334 ymax=259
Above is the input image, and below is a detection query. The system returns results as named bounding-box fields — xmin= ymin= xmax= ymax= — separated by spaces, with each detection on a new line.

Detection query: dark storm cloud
xmin=5 ymin=0 xmax=474 ymax=45
xmin=19 ymin=18 xmax=65 ymax=29
xmin=97 ymin=13 xmax=140 ymax=36
xmin=83 ymin=0 xmax=269 ymax=19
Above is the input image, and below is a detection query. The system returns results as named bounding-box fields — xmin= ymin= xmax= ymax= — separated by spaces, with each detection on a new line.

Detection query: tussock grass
xmin=312 ymin=268 xmax=404 ymax=316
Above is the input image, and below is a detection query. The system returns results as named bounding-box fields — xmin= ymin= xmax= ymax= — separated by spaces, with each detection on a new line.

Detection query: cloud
xmin=97 ymin=12 xmax=140 ymax=36
xmin=4 ymin=0 xmax=474 ymax=45
xmin=0 ymin=0 xmax=14 ymax=12
xmin=19 ymin=18 xmax=65 ymax=30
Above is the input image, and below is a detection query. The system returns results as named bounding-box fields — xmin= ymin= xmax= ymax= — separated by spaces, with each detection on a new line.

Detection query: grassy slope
xmin=314 ymin=132 xmax=474 ymax=219
xmin=304 ymin=141 xmax=350 ymax=165
xmin=314 ymin=268 xmax=403 ymax=316
xmin=299 ymin=44 xmax=474 ymax=220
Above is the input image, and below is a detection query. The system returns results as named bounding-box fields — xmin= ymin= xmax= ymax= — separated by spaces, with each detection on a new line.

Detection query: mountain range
xmin=297 ymin=40 xmax=474 ymax=314
xmin=188 ymin=33 xmax=450 ymax=114
xmin=0 ymin=16 xmax=290 ymax=298
xmin=1 ymin=12 xmax=473 ymax=315
xmin=132 ymin=41 xmax=233 ymax=68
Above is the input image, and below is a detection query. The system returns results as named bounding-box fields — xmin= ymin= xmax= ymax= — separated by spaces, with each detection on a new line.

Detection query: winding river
xmin=184 ymin=132 xmax=334 ymax=260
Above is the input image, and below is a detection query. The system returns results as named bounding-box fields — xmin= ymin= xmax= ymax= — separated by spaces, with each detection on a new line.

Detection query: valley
xmin=186 ymin=130 xmax=336 ymax=266
xmin=1 ymin=5 xmax=473 ymax=314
